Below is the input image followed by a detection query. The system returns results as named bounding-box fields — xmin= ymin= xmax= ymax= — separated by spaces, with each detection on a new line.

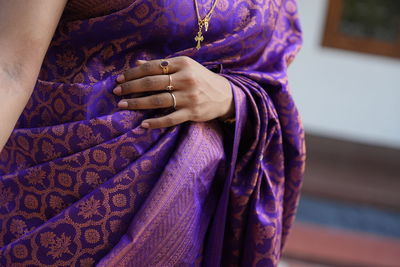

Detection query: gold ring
xmin=168 ymin=91 xmax=177 ymax=109
xmin=160 ymin=60 xmax=169 ymax=75
xmin=167 ymin=74 xmax=173 ymax=91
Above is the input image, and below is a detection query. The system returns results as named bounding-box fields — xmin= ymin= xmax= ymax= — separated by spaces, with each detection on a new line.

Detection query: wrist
xmin=218 ymin=102 xmax=235 ymax=124
xmin=214 ymin=73 xmax=235 ymax=123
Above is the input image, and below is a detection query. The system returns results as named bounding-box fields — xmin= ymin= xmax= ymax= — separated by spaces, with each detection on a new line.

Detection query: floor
xmin=282 ymin=196 xmax=400 ymax=266
xmin=280 ymin=135 xmax=400 ymax=266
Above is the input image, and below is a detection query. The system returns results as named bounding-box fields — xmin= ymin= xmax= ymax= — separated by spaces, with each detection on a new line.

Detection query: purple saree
xmin=0 ymin=0 xmax=305 ymax=266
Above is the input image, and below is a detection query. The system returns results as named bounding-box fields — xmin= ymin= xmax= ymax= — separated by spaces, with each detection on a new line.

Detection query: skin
xmin=0 ymin=0 xmax=68 ymax=151
xmin=114 ymin=57 xmax=235 ymax=129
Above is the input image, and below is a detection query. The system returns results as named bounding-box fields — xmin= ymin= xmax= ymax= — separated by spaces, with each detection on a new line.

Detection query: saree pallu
xmin=0 ymin=0 xmax=305 ymax=266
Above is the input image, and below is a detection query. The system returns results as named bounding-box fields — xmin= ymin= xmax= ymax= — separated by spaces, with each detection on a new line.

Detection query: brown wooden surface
xmin=284 ymin=222 xmax=400 ymax=266
xmin=322 ymin=0 xmax=400 ymax=59
xmin=303 ymin=134 xmax=400 ymax=211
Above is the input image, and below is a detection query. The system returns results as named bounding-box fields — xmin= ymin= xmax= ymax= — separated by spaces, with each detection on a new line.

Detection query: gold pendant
xmin=193 ymin=0 xmax=219 ymax=50
xmin=195 ymin=30 xmax=204 ymax=50
xmin=204 ymin=18 xmax=209 ymax=32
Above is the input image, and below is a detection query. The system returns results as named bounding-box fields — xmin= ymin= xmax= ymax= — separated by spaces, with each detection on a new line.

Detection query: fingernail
xmin=118 ymin=101 xmax=128 ymax=108
xmin=113 ymin=86 xmax=122 ymax=95
xmin=136 ymin=59 xmax=147 ymax=65
xmin=116 ymin=74 xmax=125 ymax=83
xmin=141 ymin=122 xmax=150 ymax=128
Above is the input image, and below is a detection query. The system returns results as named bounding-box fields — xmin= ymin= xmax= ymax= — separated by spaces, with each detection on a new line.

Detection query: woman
xmin=0 ymin=0 xmax=305 ymax=266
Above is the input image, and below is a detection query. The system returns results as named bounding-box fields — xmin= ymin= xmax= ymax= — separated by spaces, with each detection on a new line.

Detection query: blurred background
xmin=281 ymin=0 xmax=400 ymax=266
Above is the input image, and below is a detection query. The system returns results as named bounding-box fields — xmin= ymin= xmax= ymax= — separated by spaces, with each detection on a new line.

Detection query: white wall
xmin=289 ymin=0 xmax=400 ymax=148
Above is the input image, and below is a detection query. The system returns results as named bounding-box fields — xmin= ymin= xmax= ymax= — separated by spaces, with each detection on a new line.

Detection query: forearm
xmin=0 ymin=70 xmax=36 ymax=151
xmin=0 ymin=0 xmax=68 ymax=151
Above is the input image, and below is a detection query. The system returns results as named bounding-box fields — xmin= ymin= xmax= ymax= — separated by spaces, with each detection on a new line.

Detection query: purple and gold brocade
xmin=0 ymin=0 xmax=305 ymax=266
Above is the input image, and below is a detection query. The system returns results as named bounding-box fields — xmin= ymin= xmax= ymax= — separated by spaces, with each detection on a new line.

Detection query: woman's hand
xmin=113 ymin=56 xmax=234 ymax=129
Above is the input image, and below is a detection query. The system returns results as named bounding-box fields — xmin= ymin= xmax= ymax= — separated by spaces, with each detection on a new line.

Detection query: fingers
xmin=114 ymin=56 xmax=197 ymax=96
xmin=141 ymin=109 xmax=188 ymax=129
xmin=117 ymin=58 xmax=174 ymax=83
xmin=117 ymin=91 xmax=182 ymax=110
xmin=113 ymin=74 xmax=174 ymax=95
xmin=114 ymin=56 xmax=202 ymax=129
xmin=118 ymin=92 xmax=189 ymax=129
xmin=116 ymin=56 xmax=194 ymax=83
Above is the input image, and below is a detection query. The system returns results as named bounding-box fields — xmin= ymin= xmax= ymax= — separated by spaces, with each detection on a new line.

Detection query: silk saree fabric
xmin=0 ymin=0 xmax=305 ymax=266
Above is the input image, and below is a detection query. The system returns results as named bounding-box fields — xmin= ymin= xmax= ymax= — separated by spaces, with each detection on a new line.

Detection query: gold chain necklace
xmin=194 ymin=0 xmax=219 ymax=50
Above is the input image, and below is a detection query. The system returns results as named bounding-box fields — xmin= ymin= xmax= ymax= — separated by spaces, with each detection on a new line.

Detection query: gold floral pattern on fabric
xmin=112 ymin=194 xmax=127 ymax=208
xmin=58 ymin=173 xmax=73 ymax=187
xmin=79 ymin=257 xmax=95 ymax=267
xmin=12 ymin=245 xmax=29 ymax=260
xmin=56 ymin=50 xmax=79 ymax=71
xmin=40 ymin=232 xmax=73 ymax=259
xmin=84 ymin=229 xmax=101 ymax=244
xmin=23 ymin=194 xmax=39 ymax=210
xmin=78 ymin=196 xmax=101 ymax=219
xmin=24 ymin=168 xmax=46 ymax=186
xmin=10 ymin=219 xmax=30 ymax=237
xmin=0 ymin=183 xmax=13 ymax=210
xmin=49 ymin=195 xmax=66 ymax=213
xmin=84 ymin=171 xmax=104 ymax=187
